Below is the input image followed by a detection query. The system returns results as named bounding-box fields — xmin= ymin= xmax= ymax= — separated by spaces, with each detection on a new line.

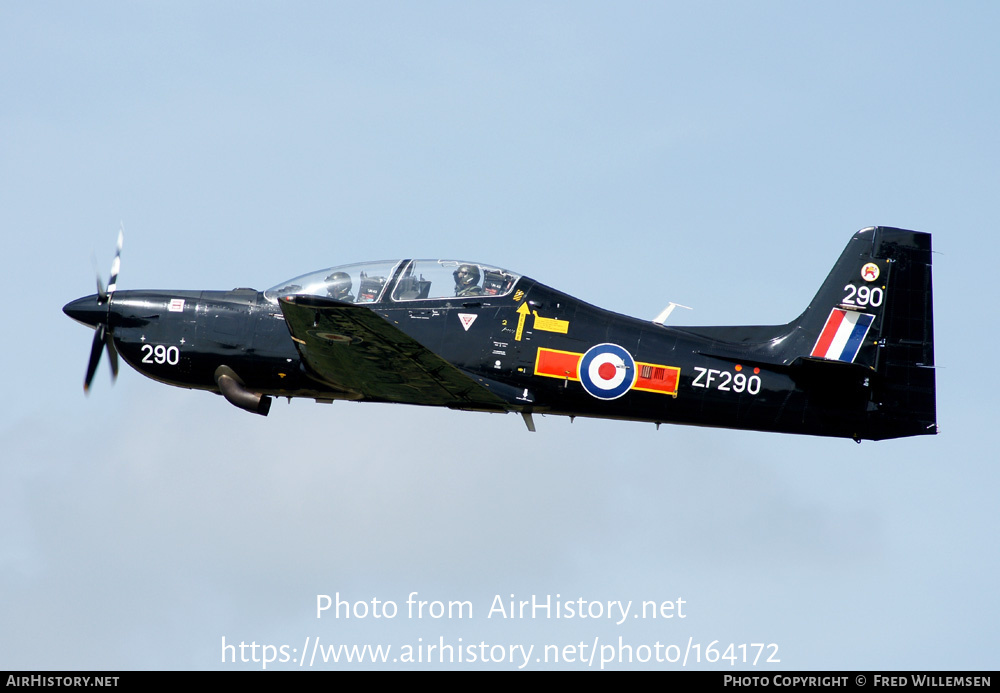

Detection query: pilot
xmin=325 ymin=272 xmax=355 ymax=302
xmin=453 ymin=264 xmax=483 ymax=297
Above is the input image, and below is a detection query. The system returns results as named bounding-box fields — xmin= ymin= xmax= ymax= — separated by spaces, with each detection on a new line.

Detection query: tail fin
xmin=792 ymin=226 xmax=937 ymax=440
xmin=673 ymin=226 xmax=935 ymax=440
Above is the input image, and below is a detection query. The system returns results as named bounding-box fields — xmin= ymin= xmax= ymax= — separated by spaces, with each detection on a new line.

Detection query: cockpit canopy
xmin=264 ymin=259 xmax=522 ymax=304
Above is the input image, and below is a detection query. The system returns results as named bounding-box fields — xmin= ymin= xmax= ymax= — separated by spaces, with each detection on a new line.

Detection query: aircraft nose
xmin=63 ymin=294 xmax=107 ymax=328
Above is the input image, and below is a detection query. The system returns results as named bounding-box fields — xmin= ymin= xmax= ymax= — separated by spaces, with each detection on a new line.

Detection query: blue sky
xmin=2 ymin=2 xmax=997 ymax=670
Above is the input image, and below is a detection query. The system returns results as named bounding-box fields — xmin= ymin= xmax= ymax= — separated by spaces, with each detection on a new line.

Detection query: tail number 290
xmin=843 ymin=284 xmax=884 ymax=307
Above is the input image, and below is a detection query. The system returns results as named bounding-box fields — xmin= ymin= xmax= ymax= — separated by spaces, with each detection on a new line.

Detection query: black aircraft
xmin=64 ymin=226 xmax=936 ymax=441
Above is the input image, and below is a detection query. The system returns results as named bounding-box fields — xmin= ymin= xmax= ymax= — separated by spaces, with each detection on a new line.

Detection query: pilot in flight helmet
xmin=325 ymin=271 xmax=354 ymax=302
xmin=453 ymin=264 xmax=482 ymax=296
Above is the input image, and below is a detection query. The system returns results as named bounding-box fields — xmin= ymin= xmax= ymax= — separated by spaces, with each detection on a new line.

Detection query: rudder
xmin=866 ymin=227 xmax=936 ymax=439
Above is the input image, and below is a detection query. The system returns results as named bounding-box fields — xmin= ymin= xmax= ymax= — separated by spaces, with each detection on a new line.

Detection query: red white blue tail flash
xmin=811 ymin=308 xmax=875 ymax=363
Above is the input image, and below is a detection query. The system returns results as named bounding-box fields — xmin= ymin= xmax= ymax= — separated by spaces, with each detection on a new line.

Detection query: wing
xmin=278 ymin=294 xmax=511 ymax=410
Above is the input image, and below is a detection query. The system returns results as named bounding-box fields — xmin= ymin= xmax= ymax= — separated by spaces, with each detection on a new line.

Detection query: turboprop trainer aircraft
xmin=64 ymin=226 xmax=936 ymax=441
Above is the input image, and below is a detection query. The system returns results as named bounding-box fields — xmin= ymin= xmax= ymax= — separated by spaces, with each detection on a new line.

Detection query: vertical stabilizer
xmin=793 ymin=227 xmax=936 ymax=439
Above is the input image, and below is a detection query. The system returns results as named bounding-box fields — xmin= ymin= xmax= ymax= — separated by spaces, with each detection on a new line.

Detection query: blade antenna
xmin=652 ymin=302 xmax=692 ymax=326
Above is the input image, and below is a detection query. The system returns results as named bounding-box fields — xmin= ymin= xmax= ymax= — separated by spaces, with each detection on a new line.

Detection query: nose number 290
xmin=141 ymin=344 xmax=180 ymax=366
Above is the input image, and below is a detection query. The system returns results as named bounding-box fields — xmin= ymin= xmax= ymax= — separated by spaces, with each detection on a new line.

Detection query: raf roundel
xmin=579 ymin=343 xmax=637 ymax=400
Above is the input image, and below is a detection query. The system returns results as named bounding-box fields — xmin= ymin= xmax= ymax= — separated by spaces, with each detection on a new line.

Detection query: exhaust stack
xmin=215 ymin=366 xmax=272 ymax=416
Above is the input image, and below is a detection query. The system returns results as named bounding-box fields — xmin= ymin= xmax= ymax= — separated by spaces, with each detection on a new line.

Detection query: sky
xmin=1 ymin=2 xmax=998 ymax=671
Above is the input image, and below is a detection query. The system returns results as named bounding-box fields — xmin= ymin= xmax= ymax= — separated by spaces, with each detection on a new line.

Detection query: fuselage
xmin=66 ymin=228 xmax=939 ymax=442
xmin=66 ymin=276 xmax=863 ymax=439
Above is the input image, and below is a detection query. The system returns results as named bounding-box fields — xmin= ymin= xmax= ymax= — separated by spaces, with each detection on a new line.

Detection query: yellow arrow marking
xmin=515 ymin=302 xmax=530 ymax=341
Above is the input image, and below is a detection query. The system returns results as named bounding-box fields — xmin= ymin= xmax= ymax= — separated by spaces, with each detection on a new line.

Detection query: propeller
xmin=82 ymin=228 xmax=123 ymax=393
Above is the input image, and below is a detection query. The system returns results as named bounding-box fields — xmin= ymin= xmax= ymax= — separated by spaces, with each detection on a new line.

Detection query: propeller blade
xmin=81 ymin=226 xmax=124 ymax=392
xmin=84 ymin=324 xmax=105 ymax=393
xmin=107 ymin=227 xmax=123 ymax=295
xmin=105 ymin=331 xmax=119 ymax=381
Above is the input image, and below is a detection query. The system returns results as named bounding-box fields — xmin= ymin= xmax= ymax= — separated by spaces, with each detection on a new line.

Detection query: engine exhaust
xmin=214 ymin=366 xmax=272 ymax=416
